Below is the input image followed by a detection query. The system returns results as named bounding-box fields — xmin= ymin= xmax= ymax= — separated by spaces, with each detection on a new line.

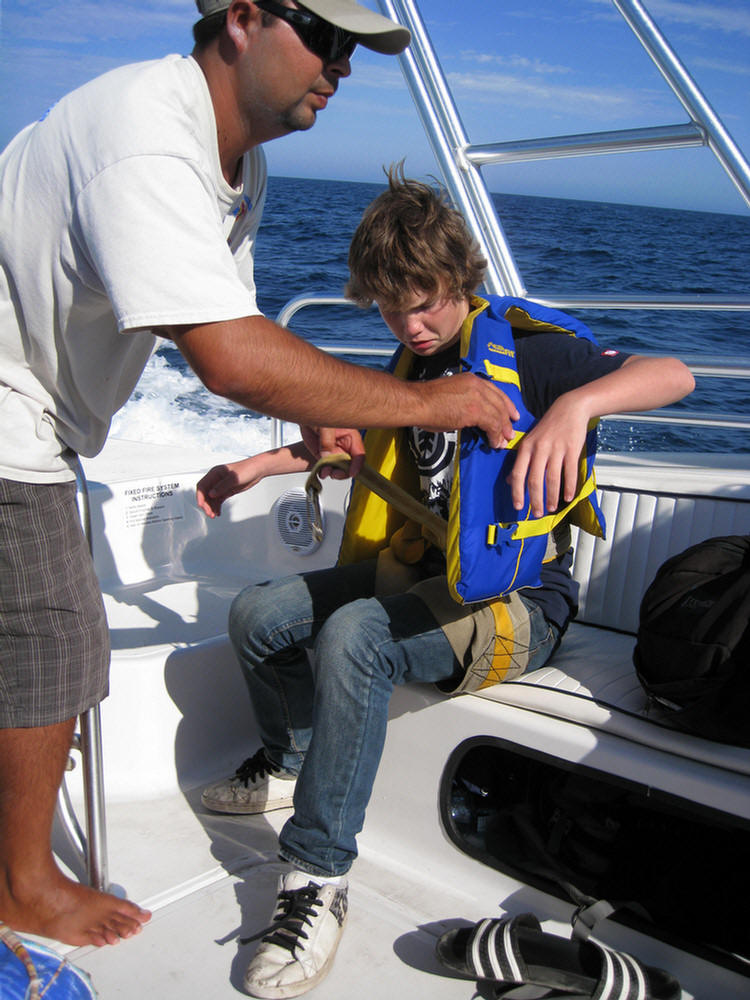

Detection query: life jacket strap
xmin=305 ymin=454 xmax=448 ymax=550
xmin=485 ymin=471 xmax=597 ymax=545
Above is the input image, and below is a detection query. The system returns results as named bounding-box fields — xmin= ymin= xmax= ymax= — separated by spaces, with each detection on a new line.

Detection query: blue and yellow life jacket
xmin=338 ymin=294 xmax=606 ymax=604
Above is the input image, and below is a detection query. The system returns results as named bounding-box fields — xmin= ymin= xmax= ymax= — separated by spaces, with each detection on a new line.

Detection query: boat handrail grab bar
xmin=271 ymin=293 xmax=749 ymax=446
xmin=276 ymin=294 xmax=361 ymax=329
xmin=607 ymin=409 xmax=750 ymax=431
xmin=535 ymin=295 xmax=750 ymax=312
xmin=677 ymin=358 xmax=750 ymax=379
xmin=613 ymin=0 xmax=750 ymax=209
xmin=378 ymin=0 xmax=750 ymax=305
xmin=276 ymin=294 xmax=750 ymax=379
xmin=278 ymin=294 xmax=750 ymax=329
xmin=466 ymin=123 xmax=706 ymax=168
xmin=54 ymin=460 xmax=110 ymax=894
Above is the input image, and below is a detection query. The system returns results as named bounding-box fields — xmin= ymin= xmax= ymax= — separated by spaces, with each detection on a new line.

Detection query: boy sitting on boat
xmin=196 ymin=166 xmax=694 ymax=999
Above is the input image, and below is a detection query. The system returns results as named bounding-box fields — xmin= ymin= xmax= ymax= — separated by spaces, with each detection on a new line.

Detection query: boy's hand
xmin=508 ymin=394 xmax=588 ymax=517
xmin=197 ymin=464 xmax=241 ymax=517
xmin=300 ymin=426 xmax=366 ymax=478
xmin=196 ymin=457 xmax=269 ymax=517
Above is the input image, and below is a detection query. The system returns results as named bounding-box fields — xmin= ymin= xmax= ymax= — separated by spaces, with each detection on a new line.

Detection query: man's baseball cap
xmin=194 ymin=1 xmax=410 ymax=55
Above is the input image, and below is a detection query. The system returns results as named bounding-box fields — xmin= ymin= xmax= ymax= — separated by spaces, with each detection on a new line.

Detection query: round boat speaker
xmin=272 ymin=487 xmax=323 ymax=555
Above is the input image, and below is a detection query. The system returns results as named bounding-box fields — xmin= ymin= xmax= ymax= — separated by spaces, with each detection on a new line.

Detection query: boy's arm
xmin=196 ymin=440 xmax=314 ymax=518
xmin=509 ymin=354 xmax=695 ymax=517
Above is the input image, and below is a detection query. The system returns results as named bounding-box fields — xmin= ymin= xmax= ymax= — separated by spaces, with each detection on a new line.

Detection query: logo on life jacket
xmin=487 ymin=341 xmax=515 ymax=358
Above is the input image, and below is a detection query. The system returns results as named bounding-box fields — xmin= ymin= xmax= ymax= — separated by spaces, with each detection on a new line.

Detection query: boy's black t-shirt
xmin=407 ymin=329 xmax=629 ymax=628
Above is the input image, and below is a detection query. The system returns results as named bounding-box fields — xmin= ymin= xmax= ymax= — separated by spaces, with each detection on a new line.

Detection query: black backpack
xmin=633 ymin=534 xmax=750 ymax=747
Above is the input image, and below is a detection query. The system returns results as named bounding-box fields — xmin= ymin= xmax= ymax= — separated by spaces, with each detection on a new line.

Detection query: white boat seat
xmin=475 ymin=621 xmax=750 ymax=777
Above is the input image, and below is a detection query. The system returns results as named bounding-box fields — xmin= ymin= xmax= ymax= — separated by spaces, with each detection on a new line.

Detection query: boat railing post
xmin=55 ymin=459 xmax=110 ymax=893
xmin=78 ymin=706 xmax=109 ymax=892
xmin=378 ymin=0 xmax=526 ymax=297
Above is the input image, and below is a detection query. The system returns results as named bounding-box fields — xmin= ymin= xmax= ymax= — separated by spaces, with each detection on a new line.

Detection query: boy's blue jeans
xmin=227 ymin=559 xmax=560 ymax=878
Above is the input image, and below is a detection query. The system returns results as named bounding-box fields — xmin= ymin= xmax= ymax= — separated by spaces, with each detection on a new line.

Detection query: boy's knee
xmin=316 ymin=599 xmax=388 ymax=676
xmin=228 ymin=581 xmax=277 ymax=648
xmin=228 ymin=575 xmax=309 ymax=654
xmin=228 ymin=585 xmax=254 ymax=646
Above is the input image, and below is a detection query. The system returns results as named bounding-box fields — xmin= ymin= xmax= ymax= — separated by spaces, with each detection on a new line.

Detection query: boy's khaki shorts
xmin=375 ymin=546 xmax=546 ymax=694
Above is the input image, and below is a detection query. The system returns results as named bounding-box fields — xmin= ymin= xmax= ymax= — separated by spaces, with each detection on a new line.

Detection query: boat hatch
xmin=440 ymin=737 xmax=750 ymax=977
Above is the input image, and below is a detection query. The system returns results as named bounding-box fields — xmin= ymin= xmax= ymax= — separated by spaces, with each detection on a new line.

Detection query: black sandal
xmin=436 ymin=912 xmax=681 ymax=999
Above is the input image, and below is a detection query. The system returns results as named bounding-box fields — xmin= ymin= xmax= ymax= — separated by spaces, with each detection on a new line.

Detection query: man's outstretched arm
xmin=164 ymin=315 xmax=520 ymax=450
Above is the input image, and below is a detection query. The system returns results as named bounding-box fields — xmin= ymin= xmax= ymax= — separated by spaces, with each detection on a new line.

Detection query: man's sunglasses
xmin=254 ymin=1 xmax=357 ymax=63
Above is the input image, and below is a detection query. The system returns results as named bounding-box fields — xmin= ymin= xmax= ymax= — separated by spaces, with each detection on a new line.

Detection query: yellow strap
xmin=486 ymin=471 xmax=597 ymax=544
xmin=305 ymin=454 xmax=448 ymax=550
xmin=483 ymin=359 xmax=521 ymax=388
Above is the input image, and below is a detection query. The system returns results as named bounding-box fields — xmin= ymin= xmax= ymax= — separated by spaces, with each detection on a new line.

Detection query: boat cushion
xmin=475 ymin=621 xmax=750 ymax=776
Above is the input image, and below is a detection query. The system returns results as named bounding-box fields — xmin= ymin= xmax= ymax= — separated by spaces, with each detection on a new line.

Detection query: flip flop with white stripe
xmin=435 ymin=913 xmax=681 ymax=999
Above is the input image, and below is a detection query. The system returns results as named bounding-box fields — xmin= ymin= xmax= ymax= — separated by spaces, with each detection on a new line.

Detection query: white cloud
xmin=343 ymin=61 xmax=407 ymax=91
xmin=461 ymin=51 xmax=573 ymax=76
xmin=651 ymin=0 xmax=750 ymax=37
xmin=692 ymin=56 xmax=750 ymax=78
xmin=3 ymin=0 xmax=190 ymax=46
xmin=587 ymin=0 xmax=750 ymax=38
xmin=447 ymin=70 xmax=651 ymax=120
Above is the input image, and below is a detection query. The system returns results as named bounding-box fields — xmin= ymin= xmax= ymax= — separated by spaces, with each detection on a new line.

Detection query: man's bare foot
xmin=0 ymin=869 xmax=151 ymax=948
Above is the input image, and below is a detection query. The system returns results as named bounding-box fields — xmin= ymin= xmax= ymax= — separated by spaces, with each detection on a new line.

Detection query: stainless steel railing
xmin=272 ymin=294 xmax=750 ymax=444
xmin=376 ymin=0 xmax=750 ymax=308
xmin=55 ymin=461 xmax=110 ymax=893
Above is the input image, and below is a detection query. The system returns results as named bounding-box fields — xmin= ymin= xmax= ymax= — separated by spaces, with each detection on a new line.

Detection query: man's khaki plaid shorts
xmin=0 ymin=477 xmax=109 ymax=727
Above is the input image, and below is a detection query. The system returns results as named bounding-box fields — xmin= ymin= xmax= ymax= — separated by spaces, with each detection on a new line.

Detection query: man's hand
xmin=300 ymin=426 xmax=366 ymax=479
xmin=419 ymin=373 xmax=519 ymax=449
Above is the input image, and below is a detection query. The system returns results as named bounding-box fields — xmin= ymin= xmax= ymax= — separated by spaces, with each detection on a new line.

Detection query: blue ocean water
xmin=117 ymin=175 xmax=750 ymax=456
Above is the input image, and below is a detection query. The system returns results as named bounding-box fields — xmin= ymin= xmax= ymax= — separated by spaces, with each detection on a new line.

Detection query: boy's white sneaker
xmin=243 ymin=870 xmax=348 ymax=999
xmin=201 ymin=748 xmax=296 ymax=814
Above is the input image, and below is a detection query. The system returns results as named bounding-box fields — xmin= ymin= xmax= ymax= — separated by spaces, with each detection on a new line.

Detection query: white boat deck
xmin=63 ymin=687 xmax=749 ymax=1000
xmin=69 ymin=841 xmax=746 ymax=1000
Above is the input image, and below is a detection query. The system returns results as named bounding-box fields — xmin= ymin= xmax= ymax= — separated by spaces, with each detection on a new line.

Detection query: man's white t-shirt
xmin=0 ymin=54 xmax=267 ymax=483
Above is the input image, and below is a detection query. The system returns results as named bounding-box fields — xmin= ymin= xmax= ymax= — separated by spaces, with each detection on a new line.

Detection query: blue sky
xmin=1 ymin=0 xmax=748 ymax=215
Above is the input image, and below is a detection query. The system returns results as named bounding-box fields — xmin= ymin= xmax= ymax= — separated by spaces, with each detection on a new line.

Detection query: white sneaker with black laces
xmin=243 ymin=870 xmax=348 ymax=999
xmin=201 ymin=748 xmax=296 ymax=814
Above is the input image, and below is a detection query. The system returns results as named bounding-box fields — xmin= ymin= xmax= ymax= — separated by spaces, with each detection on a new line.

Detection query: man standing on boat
xmin=0 ymin=2 xmax=519 ymax=951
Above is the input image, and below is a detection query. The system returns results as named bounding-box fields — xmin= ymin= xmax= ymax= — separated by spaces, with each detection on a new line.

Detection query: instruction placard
xmin=121 ymin=480 xmax=185 ymax=529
